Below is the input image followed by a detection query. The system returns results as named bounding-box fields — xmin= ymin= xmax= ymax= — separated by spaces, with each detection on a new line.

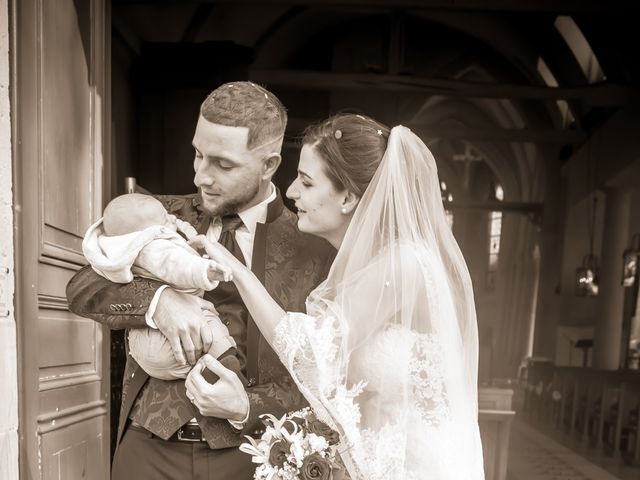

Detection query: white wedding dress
xmin=269 ymin=126 xmax=485 ymax=479
xmin=273 ymin=246 xmax=484 ymax=479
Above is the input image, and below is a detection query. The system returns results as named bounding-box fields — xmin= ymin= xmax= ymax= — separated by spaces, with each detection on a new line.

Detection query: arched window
xmin=486 ymin=185 xmax=503 ymax=290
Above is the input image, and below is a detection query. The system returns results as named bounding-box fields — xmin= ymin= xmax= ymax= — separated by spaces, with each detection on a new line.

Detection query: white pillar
xmin=526 ymin=245 xmax=541 ymax=358
xmin=0 ymin=0 xmax=19 ymax=478
xmin=593 ymin=188 xmax=632 ymax=370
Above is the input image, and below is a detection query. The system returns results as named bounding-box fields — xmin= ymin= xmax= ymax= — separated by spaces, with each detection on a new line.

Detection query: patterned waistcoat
xmin=116 ymin=192 xmax=334 ymax=449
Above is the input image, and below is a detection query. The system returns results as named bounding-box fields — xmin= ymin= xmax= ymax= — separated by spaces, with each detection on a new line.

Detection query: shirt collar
xmin=236 ymin=183 xmax=277 ymax=234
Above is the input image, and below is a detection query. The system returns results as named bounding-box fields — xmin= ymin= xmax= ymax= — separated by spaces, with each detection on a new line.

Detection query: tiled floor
xmin=507 ymin=418 xmax=639 ymax=480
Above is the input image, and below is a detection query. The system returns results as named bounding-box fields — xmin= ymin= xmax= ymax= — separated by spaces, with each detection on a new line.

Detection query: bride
xmin=190 ymin=113 xmax=485 ymax=479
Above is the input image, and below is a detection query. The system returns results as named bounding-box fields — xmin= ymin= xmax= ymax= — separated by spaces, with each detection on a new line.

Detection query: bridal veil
xmin=273 ymin=126 xmax=485 ymax=479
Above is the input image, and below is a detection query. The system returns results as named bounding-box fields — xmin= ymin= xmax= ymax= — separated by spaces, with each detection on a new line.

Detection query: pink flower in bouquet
xmin=268 ymin=440 xmax=290 ymax=468
xmin=301 ymin=453 xmax=332 ymax=480
xmin=283 ymin=415 xmax=305 ymax=435
xmin=307 ymin=418 xmax=340 ymax=446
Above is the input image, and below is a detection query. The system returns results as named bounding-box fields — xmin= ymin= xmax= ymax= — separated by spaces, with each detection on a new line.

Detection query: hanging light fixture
xmin=576 ymin=254 xmax=599 ymax=295
xmin=576 ymin=196 xmax=599 ymax=296
xmin=622 ymin=233 xmax=640 ymax=288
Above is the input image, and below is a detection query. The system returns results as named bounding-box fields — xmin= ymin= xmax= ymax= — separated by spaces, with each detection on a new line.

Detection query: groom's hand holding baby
xmin=152 ymin=255 xmax=232 ymax=365
xmin=153 ymin=289 xmax=218 ymax=365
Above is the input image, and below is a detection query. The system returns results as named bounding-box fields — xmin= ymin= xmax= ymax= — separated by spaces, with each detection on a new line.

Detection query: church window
xmin=486 ymin=185 xmax=503 ymax=290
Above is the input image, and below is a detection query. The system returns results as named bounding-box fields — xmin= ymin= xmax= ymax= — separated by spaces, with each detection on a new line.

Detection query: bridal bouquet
xmin=239 ymin=407 xmax=345 ymax=480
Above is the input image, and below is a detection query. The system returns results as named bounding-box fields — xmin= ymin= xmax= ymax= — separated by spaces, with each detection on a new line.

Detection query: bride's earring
xmin=341 ymin=207 xmax=347 ymax=214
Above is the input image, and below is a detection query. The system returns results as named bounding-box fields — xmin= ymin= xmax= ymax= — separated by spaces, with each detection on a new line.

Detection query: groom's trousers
xmin=111 ymin=424 xmax=254 ymax=480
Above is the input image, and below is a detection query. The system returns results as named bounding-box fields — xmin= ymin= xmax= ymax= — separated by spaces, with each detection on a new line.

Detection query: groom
xmin=66 ymin=82 xmax=334 ymax=479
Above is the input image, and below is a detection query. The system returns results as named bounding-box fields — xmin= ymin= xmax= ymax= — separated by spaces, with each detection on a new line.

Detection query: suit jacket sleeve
xmin=66 ymin=265 xmax=163 ymax=329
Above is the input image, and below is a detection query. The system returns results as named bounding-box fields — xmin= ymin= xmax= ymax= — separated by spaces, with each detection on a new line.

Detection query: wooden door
xmin=12 ymin=0 xmax=111 ymax=478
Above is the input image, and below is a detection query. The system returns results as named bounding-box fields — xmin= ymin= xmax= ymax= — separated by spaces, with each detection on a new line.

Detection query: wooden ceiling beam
xmin=444 ymin=201 xmax=543 ymax=213
xmin=251 ymin=69 xmax=636 ymax=106
xmin=181 ymin=4 xmax=216 ymax=42
xmin=286 ymin=117 xmax=585 ymax=144
xmin=410 ymin=125 xmax=585 ymax=144
xmin=113 ymin=0 xmax=640 ymax=14
xmin=112 ymin=10 xmax=142 ymax=55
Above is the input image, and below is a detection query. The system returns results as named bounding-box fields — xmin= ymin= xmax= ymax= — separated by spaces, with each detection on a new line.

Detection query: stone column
xmin=0 ymin=0 xmax=19 ymax=478
xmin=533 ymin=154 xmax=563 ymax=360
xmin=593 ymin=188 xmax=632 ymax=370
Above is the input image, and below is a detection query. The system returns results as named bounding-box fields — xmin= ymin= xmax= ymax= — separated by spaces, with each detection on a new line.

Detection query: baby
xmin=82 ymin=193 xmax=240 ymax=381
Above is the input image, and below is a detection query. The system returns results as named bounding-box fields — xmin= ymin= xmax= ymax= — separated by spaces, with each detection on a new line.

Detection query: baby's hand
xmin=188 ymin=234 xmax=209 ymax=254
xmin=207 ymin=261 xmax=232 ymax=282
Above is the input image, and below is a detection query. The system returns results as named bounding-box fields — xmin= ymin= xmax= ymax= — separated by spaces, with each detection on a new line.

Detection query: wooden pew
xmin=524 ymin=367 xmax=640 ymax=466
xmin=479 ymin=388 xmax=515 ymax=480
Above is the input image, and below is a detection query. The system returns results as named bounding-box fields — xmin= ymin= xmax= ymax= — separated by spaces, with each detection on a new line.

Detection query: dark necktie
xmin=206 ymin=214 xmax=251 ymax=373
xmin=218 ymin=214 xmax=246 ymax=264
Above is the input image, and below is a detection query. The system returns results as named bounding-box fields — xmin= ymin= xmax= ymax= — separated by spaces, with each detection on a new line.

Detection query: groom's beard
xmin=202 ymin=177 xmax=261 ymax=217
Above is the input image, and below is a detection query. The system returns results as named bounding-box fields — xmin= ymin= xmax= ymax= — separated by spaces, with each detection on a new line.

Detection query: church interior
xmin=1 ymin=0 xmax=640 ymax=479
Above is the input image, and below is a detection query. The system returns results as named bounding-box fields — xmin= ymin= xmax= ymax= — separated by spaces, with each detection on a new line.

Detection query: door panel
xmin=40 ymin=418 xmax=105 ymax=480
xmin=13 ymin=0 xmax=110 ymax=478
xmin=38 ymin=311 xmax=98 ymax=378
xmin=40 ymin=0 xmax=98 ymax=264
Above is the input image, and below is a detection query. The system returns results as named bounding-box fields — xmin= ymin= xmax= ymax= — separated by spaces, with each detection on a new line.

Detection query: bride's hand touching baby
xmin=189 ymin=235 xmax=243 ymax=279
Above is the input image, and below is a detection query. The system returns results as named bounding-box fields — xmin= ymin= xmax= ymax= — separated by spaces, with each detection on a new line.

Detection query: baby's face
xmin=144 ymin=200 xmax=178 ymax=232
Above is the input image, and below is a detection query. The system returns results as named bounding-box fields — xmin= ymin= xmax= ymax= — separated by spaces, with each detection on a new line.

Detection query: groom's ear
xmin=261 ymin=153 xmax=281 ymax=180
xmin=341 ymin=190 xmax=360 ymax=215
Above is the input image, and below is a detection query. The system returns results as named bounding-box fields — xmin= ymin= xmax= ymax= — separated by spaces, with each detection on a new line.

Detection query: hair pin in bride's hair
xmin=377 ymin=129 xmax=383 ymax=136
xmin=334 ymin=129 xmax=343 ymax=139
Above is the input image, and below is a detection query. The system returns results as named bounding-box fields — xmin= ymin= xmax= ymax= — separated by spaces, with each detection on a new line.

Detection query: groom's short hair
xmin=200 ymin=81 xmax=287 ymax=150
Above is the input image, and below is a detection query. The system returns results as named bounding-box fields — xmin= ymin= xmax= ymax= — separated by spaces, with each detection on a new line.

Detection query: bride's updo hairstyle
xmin=302 ymin=113 xmax=390 ymax=197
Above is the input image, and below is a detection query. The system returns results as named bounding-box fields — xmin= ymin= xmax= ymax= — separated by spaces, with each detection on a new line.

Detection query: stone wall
xmin=0 ymin=0 xmax=19 ymax=477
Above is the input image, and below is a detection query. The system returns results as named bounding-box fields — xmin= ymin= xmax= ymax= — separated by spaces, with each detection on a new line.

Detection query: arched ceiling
xmin=112 ymin=1 xmax=640 ymax=85
xmin=112 ymin=0 xmax=640 ymax=205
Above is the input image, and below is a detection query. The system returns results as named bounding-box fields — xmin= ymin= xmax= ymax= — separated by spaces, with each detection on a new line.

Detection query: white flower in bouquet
xmin=306 ymin=433 xmax=329 ymax=453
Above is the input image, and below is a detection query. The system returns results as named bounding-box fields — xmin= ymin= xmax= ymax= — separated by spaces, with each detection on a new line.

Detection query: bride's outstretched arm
xmin=189 ymin=235 xmax=286 ymax=344
xmin=233 ymin=267 xmax=285 ymax=344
